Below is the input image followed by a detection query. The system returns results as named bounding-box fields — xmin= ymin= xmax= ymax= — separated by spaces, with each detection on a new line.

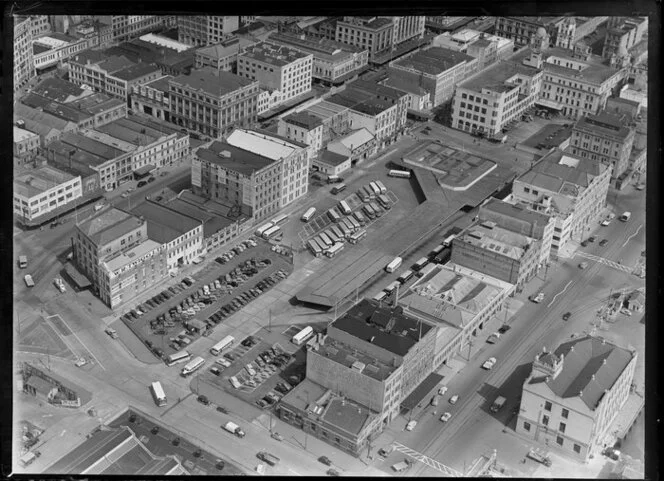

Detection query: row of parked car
xmin=204 ymin=269 xmax=288 ymax=328
xmin=215 ymin=238 xmax=258 ymax=264
xmin=121 ymin=276 xmax=196 ymax=323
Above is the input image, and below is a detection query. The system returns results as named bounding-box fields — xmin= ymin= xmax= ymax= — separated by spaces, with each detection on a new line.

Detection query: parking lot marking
xmin=46 ymin=315 xmax=102 ymax=370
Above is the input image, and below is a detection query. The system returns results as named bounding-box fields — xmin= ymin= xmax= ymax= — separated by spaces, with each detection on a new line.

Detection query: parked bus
xmin=311 ymin=238 xmax=326 ymax=252
xmin=331 ymin=183 xmax=347 ymax=195
xmin=397 ymin=269 xmax=414 ymax=284
xmin=330 ymin=225 xmax=345 ymax=240
xmin=384 ymin=281 xmax=400 ymax=294
xmin=442 ymin=234 xmax=457 ymax=248
xmin=370 ymin=201 xmax=383 ymax=217
xmin=348 ymin=229 xmax=367 ymax=244
xmin=255 ymin=222 xmax=274 ymax=237
xmin=369 ymin=182 xmax=381 ymax=196
xmin=347 ymin=216 xmax=361 ymax=230
xmin=375 ymin=180 xmax=387 ymax=195
xmin=327 ymin=208 xmax=341 ymax=223
xmin=24 ymin=275 xmax=35 ymax=287
xmin=377 ymin=194 xmax=391 ymax=209
xmin=18 ymin=255 xmax=28 ymax=269
xmin=353 ymin=211 xmax=367 ymax=225
xmin=318 ymin=233 xmax=333 ymax=247
xmin=210 ymin=335 xmax=235 ymax=355
xmin=337 ymin=222 xmax=351 ymax=238
xmin=272 ymin=214 xmax=289 ymax=225
xmin=292 ymin=326 xmax=314 ymax=345
xmin=386 ymin=257 xmax=403 ymax=273
xmin=181 ymin=356 xmax=205 ymax=376
xmin=325 ymin=229 xmax=340 ymax=244
xmin=325 ymin=242 xmax=345 ymax=258
xmin=301 ymin=207 xmax=316 ymax=222
xmin=372 ymin=291 xmax=388 ymax=302
xmin=308 ymin=240 xmax=323 ymax=257
xmin=262 ymin=225 xmax=282 ymax=240
xmin=363 ymin=204 xmax=376 ymax=219
xmin=341 ymin=217 xmax=355 ymax=231
xmin=389 ymin=169 xmax=411 ymax=178
xmin=150 ymin=381 xmax=167 ymax=407
xmin=166 ymin=350 xmax=191 ymax=366
xmin=362 ymin=185 xmax=376 ymax=200
xmin=412 ymin=256 xmax=429 ymax=272
xmin=327 ymin=175 xmax=342 ymax=184
xmin=357 ymin=188 xmax=370 ymax=202
xmin=338 ymin=200 xmax=352 ymax=215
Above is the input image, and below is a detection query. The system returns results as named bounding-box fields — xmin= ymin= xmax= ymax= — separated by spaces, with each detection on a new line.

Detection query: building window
xmin=542 ymin=415 xmax=549 ymax=426
xmin=544 ymin=401 xmax=552 ymax=411
xmin=573 ymin=443 xmax=581 ymax=453
xmin=561 ymin=408 xmax=569 ymax=419
xmin=559 ymin=422 xmax=566 ymax=433
xmin=523 ymin=421 xmax=531 ymax=432
xmin=556 ymin=436 xmax=564 ymax=446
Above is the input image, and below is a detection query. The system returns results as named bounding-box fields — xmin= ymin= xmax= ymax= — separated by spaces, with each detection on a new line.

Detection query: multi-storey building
xmin=433 ymin=29 xmax=514 ymax=70
xmin=14 ymin=103 xmax=78 ymax=147
xmin=389 ymin=16 xmax=426 ymax=45
xmin=451 ymin=221 xmax=542 ymax=291
xmin=569 ymin=111 xmax=635 ymax=184
xmin=168 ymin=67 xmax=259 ymax=139
xmin=73 ymin=208 xmax=168 ymax=308
xmin=13 ymin=127 xmax=41 ymax=160
xmin=306 ymin=299 xmax=437 ymax=426
xmin=14 ymin=16 xmax=35 ymax=93
xmin=479 ymin=198 xmax=555 ymax=265
xmin=494 ymin=16 xmax=566 ymax=48
xmin=63 ymin=18 xmax=114 ymax=50
xmin=32 ymin=33 xmax=91 ymax=73
xmin=131 ymin=76 xmax=173 ymax=122
xmin=511 ymin=149 xmax=611 ymax=255
xmin=194 ymin=36 xmax=257 ymax=73
xmin=129 ymin=201 xmax=204 ymax=270
xmin=226 ymin=129 xmax=309 ymax=209
xmin=334 ymin=16 xmax=394 ymax=62
xmin=237 ymin=42 xmax=313 ymax=114
xmin=538 ymin=45 xmax=625 ymax=119
xmin=602 ymin=17 xmax=648 ymax=61
xmin=110 ymin=15 xmax=175 ymax=42
xmin=266 ymin=32 xmax=369 ymax=85
xmin=277 ymin=112 xmax=324 ymax=161
xmin=297 ymin=99 xmax=351 ymax=145
xmin=177 ymin=16 xmax=239 ymax=47
xmin=452 ymin=49 xmax=543 ymax=137
xmin=14 ymin=166 xmax=82 ymax=224
xmin=388 ymin=47 xmax=477 ymax=107
xmin=516 ymin=336 xmax=637 ymax=460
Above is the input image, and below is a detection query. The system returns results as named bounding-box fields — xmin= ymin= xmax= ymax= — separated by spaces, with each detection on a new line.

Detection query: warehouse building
xmin=14 ymin=166 xmax=82 ymax=224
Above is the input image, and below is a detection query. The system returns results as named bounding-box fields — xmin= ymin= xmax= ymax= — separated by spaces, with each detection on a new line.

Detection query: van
xmin=619 ymin=211 xmax=631 ymax=222
xmin=18 ymin=255 xmax=28 ymax=269
xmin=24 ymin=275 xmax=35 ymax=287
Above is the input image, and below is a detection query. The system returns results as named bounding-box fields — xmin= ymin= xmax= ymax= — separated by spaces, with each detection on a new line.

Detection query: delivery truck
xmin=490 ymin=395 xmax=507 ymax=413
xmin=257 ymin=451 xmax=280 ymax=466
xmin=223 ymin=421 xmax=245 ymax=438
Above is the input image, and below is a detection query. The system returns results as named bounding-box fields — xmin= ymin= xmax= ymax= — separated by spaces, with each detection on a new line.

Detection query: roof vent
xmin=219 ymin=150 xmax=231 ymax=158
xmin=602 ymin=358 xmax=607 ymax=365
xmin=468 ymin=230 xmax=483 ymax=240
xmin=480 ymin=220 xmax=496 ymax=229
xmin=351 ymin=361 xmax=365 ymax=372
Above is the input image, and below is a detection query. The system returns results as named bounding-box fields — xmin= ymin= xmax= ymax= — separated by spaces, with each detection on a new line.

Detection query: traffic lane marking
xmin=49 ymin=314 xmax=106 ymax=370
xmin=622 ymin=224 xmax=643 ymax=248
xmin=547 ymin=280 xmax=573 ymax=308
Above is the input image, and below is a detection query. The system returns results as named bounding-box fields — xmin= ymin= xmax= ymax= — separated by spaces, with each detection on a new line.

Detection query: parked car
xmin=497 ymin=324 xmax=511 ymax=334
xmin=579 ymin=261 xmax=589 ymax=269
xmin=581 ymin=240 xmax=589 ymax=247
xmin=440 ymin=412 xmax=452 ymax=422
xmin=197 ymin=395 xmax=210 ymax=405
xmin=482 ymin=357 xmax=497 ymax=370
xmin=599 ymin=239 xmax=609 ymax=247
xmin=449 ymin=395 xmax=459 ymax=405
xmin=270 ymin=432 xmax=284 ymax=441
xmin=562 ymin=312 xmax=572 ymax=321
xmin=438 ymin=385 xmax=448 ymax=395
xmin=620 ymin=308 xmax=633 ymax=317
xmin=588 ymin=236 xmax=596 ymax=243
xmin=318 ymin=456 xmax=332 ymax=466
xmin=210 ymin=367 xmax=221 ymax=376
xmin=405 ymin=420 xmax=417 ymax=431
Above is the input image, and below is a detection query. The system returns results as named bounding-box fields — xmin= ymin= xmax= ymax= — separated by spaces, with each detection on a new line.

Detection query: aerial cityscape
xmin=12 ymin=14 xmax=647 ymax=477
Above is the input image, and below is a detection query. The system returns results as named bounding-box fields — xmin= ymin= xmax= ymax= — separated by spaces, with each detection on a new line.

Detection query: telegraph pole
xmin=268 ymin=309 xmax=272 ymax=333
xmin=466 ymin=337 xmax=474 ymax=362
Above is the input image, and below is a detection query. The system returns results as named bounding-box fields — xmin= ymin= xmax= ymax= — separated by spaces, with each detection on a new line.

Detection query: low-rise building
xmin=389 ymin=47 xmax=477 ymax=107
xmin=102 ymin=35 xmax=195 ymax=77
xmin=177 ymin=16 xmax=239 ymax=47
xmin=266 ymin=32 xmax=370 ymax=85
xmin=452 ymin=49 xmax=543 ymax=137
xmin=516 ymin=336 xmax=637 ymax=461
xmin=168 ymin=67 xmax=259 ymax=139
xmin=14 ymin=165 xmax=82 ymax=224
xmin=277 ymin=111 xmax=324 ymax=161
xmin=313 ymin=150 xmax=351 ymax=177
xmin=14 ymin=103 xmax=78 ymax=146
xmin=129 ymin=201 xmax=204 ymax=270
xmin=194 ymin=36 xmax=258 ymax=73
xmin=511 ymin=149 xmax=611 ymax=256
xmin=131 ymin=75 xmax=172 ymax=122
xmin=602 ymin=17 xmax=648 ymax=61
xmin=494 ymin=16 xmax=566 ymax=48
xmin=14 ymin=126 xmax=41 ymax=160
xmin=326 ymin=128 xmax=377 ymax=165
xmin=568 ymin=111 xmax=636 ymax=185
xmin=237 ymin=42 xmax=313 ymax=114
xmin=335 ymin=16 xmax=394 ymax=62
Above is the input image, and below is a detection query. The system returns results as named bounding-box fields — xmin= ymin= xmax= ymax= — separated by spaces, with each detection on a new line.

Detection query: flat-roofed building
xmin=539 ymin=45 xmax=625 ymax=119
xmin=516 ymin=336 xmax=637 ymax=461
xmin=237 ymin=42 xmax=313 ymax=114
xmin=307 ymin=298 xmax=437 ymax=425
xmin=266 ymin=32 xmax=369 ymax=85
xmin=74 ymin=207 xmax=168 ymax=307
xmin=313 ymin=150 xmax=351 ymax=177
xmin=494 ymin=16 xmax=566 ymax=48
xmin=602 ymin=17 xmax=648 ymax=61
xmin=452 ymin=49 xmax=544 ymax=137
xmin=568 ymin=111 xmax=636 ymax=185
xmin=14 ymin=103 xmax=78 ymax=146
xmin=194 ymin=36 xmax=258 ymax=73
xmin=168 ymin=67 xmax=259 ymax=139
xmin=510 ymin=149 xmax=611 ymax=256
xmin=479 ymin=198 xmax=555 ymax=265
xmin=296 ymin=99 xmax=351 ymax=144
xmin=14 ymin=165 xmax=82 ymax=223
xmin=433 ymin=29 xmax=514 ymax=70
xmin=14 ymin=126 xmax=41 ymax=160
xmin=452 ymin=221 xmax=542 ymax=290
xmin=32 ymin=32 xmax=90 ymax=72
xmin=177 ymin=16 xmax=239 ymax=47
xmin=379 ymin=76 xmax=432 ymax=113
xmin=400 ymin=264 xmax=514 ymax=368
xmin=278 ymin=111 xmax=324 ymax=161
xmin=102 ymin=36 xmax=195 ymax=77
xmin=388 ymin=47 xmax=477 ymax=107
xmin=14 ymin=16 xmax=35 ymax=92
xmin=109 ymin=15 xmax=175 ymax=43
xmin=131 ymin=75 xmax=173 ymax=122
xmin=31 ymin=76 xmax=93 ymax=104
xmin=277 ymin=378 xmax=381 ymax=457
xmin=129 ymin=200 xmax=204 ymax=269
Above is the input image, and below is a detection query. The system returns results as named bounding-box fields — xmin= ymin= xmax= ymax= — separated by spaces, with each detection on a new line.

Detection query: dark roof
xmin=400 ymin=372 xmax=444 ymax=410
xmin=77 ymin=208 xmax=144 ymax=246
xmin=32 ymin=77 xmax=87 ymax=102
xmin=282 ymin=111 xmax=323 ymax=130
xmin=170 ymin=67 xmax=256 ymax=98
xmin=546 ymin=336 xmax=635 ymax=409
xmin=331 ymin=299 xmax=433 ymax=357
xmin=25 ymin=376 xmax=54 ymax=396
xmin=196 ymin=140 xmax=274 ymax=176
xmin=573 ymin=111 xmax=633 ymax=140
xmin=318 ymin=150 xmax=349 ymax=167
xmin=112 ymin=63 xmax=161 ymax=81
xmin=393 ymin=47 xmax=475 ymax=76
xmin=47 ymin=426 xmax=133 ymax=473
xmin=129 ymin=201 xmax=201 ymax=244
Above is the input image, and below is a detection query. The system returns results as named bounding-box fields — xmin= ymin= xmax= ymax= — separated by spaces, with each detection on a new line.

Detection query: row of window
xmin=521 ymin=422 xmax=583 ymax=453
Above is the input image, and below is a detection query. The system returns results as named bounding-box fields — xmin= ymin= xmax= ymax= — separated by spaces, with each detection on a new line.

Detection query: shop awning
xmin=63 ymin=263 xmax=92 ymax=289
xmin=535 ymin=99 xmax=564 ymax=111
xmin=134 ymin=164 xmax=156 ymax=177
xmin=400 ymin=373 xmax=444 ymax=411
